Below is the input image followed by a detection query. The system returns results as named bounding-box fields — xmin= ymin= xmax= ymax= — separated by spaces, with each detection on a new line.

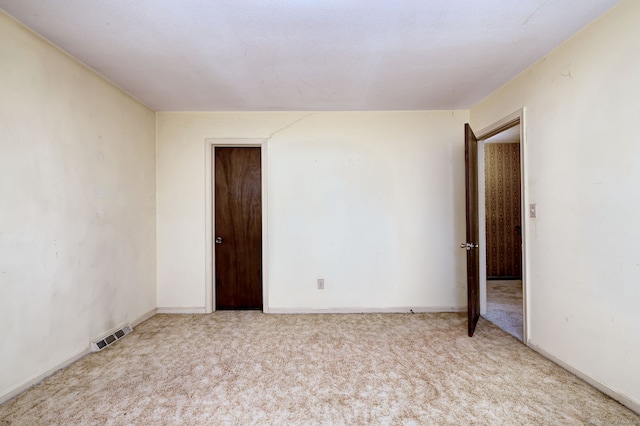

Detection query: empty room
xmin=1 ymin=0 xmax=639 ymax=424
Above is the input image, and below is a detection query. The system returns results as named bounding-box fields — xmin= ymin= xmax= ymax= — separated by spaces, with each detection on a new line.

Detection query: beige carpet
xmin=1 ymin=312 xmax=638 ymax=425
xmin=484 ymin=280 xmax=524 ymax=341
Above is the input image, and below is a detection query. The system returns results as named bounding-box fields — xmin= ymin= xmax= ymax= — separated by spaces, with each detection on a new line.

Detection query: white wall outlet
xmin=317 ymin=278 xmax=324 ymax=290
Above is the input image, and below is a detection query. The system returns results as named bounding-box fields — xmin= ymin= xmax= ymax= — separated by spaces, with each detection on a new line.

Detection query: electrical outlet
xmin=317 ymin=279 xmax=324 ymax=290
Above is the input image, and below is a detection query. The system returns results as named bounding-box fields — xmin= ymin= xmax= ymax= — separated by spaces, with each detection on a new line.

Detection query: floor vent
xmin=91 ymin=324 xmax=133 ymax=352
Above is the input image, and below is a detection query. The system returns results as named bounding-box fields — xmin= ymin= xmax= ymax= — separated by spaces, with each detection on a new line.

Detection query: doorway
xmin=205 ymin=139 xmax=268 ymax=313
xmin=474 ymin=110 xmax=527 ymax=343
xmin=481 ymin=125 xmax=523 ymax=341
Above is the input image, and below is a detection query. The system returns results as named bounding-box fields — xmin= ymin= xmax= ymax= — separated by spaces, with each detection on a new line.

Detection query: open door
xmin=463 ymin=124 xmax=480 ymax=336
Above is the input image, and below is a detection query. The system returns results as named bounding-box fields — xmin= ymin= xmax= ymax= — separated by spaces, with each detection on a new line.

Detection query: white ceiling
xmin=0 ymin=0 xmax=620 ymax=111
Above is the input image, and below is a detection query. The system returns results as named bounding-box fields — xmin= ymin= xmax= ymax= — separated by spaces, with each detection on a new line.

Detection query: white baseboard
xmin=0 ymin=347 xmax=89 ymax=405
xmin=268 ymin=306 xmax=466 ymax=314
xmin=529 ymin=342 xmax=640 ymax=414
xmin=132 ymin=307 xmax=157 ymax=326
xmin=157 ymin=307 xmax=207 ymax=314
xmin=0 ymin=307 xmax=159 ymax=405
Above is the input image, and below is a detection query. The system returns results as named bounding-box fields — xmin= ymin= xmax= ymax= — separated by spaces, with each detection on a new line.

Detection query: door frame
xmin=205 ymin=139 xmax=269 ymax=313
xmin=475 ymin=108 xmax=528 ymax=344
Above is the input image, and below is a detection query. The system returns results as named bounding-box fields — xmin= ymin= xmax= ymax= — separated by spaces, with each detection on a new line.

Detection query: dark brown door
xmin=464 ymin=124 xmax=480 ymax=336
xmin=215 ymin=147 xmax=262 ymax=310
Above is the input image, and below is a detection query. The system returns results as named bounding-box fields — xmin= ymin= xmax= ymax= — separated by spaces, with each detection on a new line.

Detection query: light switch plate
xmin=529 ymin=203 xmax=537 ymax=218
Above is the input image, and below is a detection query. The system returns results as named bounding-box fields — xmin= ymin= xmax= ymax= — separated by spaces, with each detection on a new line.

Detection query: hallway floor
xmin=484 ymin=280 xmax=523 ymax=341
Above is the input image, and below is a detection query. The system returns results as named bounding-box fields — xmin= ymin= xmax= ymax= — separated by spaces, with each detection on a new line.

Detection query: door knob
xmin=215 ymin=237 xmax=223 ymax=244
xmin=460 ymin=243 xmax=478 ymax=250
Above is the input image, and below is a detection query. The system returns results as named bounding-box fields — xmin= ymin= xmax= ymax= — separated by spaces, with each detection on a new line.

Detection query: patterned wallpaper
xmin=484 ymin=143 xmax=522 ymax=279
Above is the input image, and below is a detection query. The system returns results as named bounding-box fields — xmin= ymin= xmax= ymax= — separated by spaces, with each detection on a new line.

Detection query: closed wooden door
xmin=215 ymin=147 xmax=262 ymax=310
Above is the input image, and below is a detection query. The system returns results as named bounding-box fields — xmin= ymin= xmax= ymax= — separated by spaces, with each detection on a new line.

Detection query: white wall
xmin=157 ymin=111 xmax=469 ymax=312
xmin=471 ymin=0 xmax=640 ymax=409
xmin=0 ymin=12 xmax=157 ymax=400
